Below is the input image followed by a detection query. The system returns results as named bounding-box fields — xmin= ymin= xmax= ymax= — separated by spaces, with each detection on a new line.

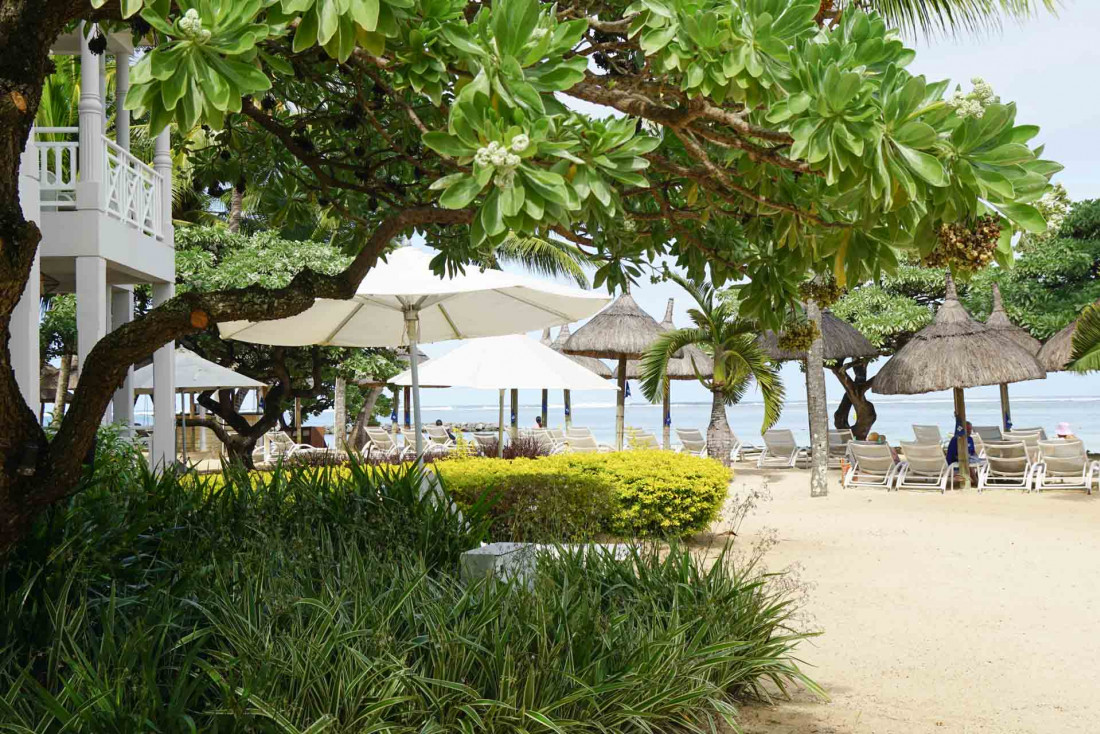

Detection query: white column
xmin=98 ymin=53 xmax=107 ymax=128
xmin=77 ymin=23 xmax=104 ymax=210
xmin=12 ymin=130 xmax=41 ymax=412
xmin=114 ymin=53 xmax=129 ymax=150
xmin=110 ymin=286 xmax=135 ymax=428
xmin=153 ymin=127 xmax=172 ymax=244
xmin=75 ymin=257 xmax=107 ymax=391
xmin=151 ymin=282 xmax=176 ymax=468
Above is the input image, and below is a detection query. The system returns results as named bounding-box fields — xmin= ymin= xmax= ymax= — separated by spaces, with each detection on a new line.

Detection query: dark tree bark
xmin=830 ymin=358 xmax=877 ymax=440
xmin=349 ymin=385 xmax=385 ymax=451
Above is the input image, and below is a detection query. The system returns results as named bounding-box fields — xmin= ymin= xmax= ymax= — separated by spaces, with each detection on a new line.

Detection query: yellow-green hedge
xmin=436 ymin=450 xmax=731 ymax=538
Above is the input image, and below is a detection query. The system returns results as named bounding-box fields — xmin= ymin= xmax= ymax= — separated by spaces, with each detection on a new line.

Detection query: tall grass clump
xmin=0 ymin=454 xmax=818 ymax=731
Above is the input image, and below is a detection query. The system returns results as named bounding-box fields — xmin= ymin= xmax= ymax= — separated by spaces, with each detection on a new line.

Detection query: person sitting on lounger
xmin=946 ymin=421 xmax=982 ymax=485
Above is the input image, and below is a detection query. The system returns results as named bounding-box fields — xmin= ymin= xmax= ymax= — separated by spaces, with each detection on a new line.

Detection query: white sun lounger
xmin=1034 ymin=439 xmax=1098 ymax=493
xmin=896 ymin=441 xmax=956 ymax=493
xmin=364 ymin=427 xmax=412 ymax=462
xmin=1003 ymin=430 xmax=1043 ymax=463
xmin=566 ymin=434 xmax=614 ymax=454
xmin=828 ymin=429 xmax=854 ymax=469
xmin=843 ymin=441 xmax=901 ymax=490
xmin=977 ymin=440 xmax=1035 ymax=492
xmin=757 ymin=429 xmax=809 ymax=469
xmin=630 ymin=431 xmax=661 ymax=449
xmin=911 ymin=424 xmax=945 ymax=447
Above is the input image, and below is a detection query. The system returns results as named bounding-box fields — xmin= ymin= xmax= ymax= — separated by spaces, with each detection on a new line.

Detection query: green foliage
xmin=439 ymin=450 xmax=732 ymax=537
xmin=39 ymin=294 xmax=77 ymax=361
xmin=2 ymin=460 xmax=812 ymax=731
xmin=1069 ymin=303 xmax=1100 ymax=373
xmin=831 ymin=280 xmax=934 ymax=350
xmin=641 ymin=273 xmax=785 ymax=433
xmin=85 ymin=0 xmax=1059 ymax=328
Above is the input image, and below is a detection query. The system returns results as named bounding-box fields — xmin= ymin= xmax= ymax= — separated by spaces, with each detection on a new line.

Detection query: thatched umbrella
xmin=1037 ymin=320 xmax=1076 ymax=373
xmin=759 ymin=309 xmax=879 ymax=362
xmin=984 ymin=283 xmax=1041 ymax=430
xmin=563 ymin=292 xmax=665 ymax=450
xmin=550 ymin=323 xmax=612 ymax=429
xmin=873 ymin=272 xmax=1045 ymax=488
xmin=618 ymin=299 xmax=714 ymax=449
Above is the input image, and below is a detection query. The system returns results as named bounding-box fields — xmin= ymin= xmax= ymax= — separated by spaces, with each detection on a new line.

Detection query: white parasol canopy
xmin=132 ymin=347 xmax=264 ymax=394
xmin=391 ymin=335 xmax=616 ymax=455
xmin=219 ymin=247 xmax=611 ymax=456
xmin=390 ymin=335 xmax=618 ymax=392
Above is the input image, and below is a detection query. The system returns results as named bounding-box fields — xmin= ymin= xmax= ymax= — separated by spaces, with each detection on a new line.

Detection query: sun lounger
xmin=977 ymin=440 xmax=1035 ymax=492
xmin=1003 ymin=430 xmax=1043 ymax=463
xmin=423 ymin=425 xmax=455 ymax=457
xmin=630 ymin=431 xmax=661 ymax=449
xmin=972 ymin=425 xmax=1003 ymax=442
xmin=843 ymin=441 xmax=902 ymax=490
xmin=911 ymin=424 xmax=945 ymax=447
xmin=1011 ymin=426 xmax=1048 ymax=440
xmin=364 ymin=427 xmax=412 ymax=462
xmin=1034 ymin=439 xmax=1097 ymax=493
xmin=472 ymin=432 xmax=501 ymax=455
xmin=566 ymin=434 xmax=614 ymax=454
xmin=531 ymin=428 xmax=565 ymax=454
xmin=757 ymin=429 xmax=809 ymax=469
xmin=675 ymin=428 xmax=708 ymax=457
xmin=896 ymin=441 xmax=956 ymax=492
xmin=828 ymin=429 xmax=854 ymax=469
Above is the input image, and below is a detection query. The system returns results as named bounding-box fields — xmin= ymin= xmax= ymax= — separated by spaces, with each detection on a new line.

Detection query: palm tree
xmin=838 ymin=0 xmax=1056 ymax=37
xmin=1068 ymin=303 xmax=1100 ymax=373
xmin=639 ymin=274 xmax=784 ymax=466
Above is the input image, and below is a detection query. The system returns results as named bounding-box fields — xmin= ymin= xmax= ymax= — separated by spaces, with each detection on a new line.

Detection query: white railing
xmin=35 ymin=127 xmax=79 ymax=208
xmin=103 ymin=136 xmax=163 ymax=239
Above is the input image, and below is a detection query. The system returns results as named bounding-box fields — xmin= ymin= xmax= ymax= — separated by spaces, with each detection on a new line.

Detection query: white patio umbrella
xmin=132 ymin=347 xmax=265 ymax=461
xmin=390 ymin=334 xmax=617 ymax=455
xmin=219 ymin=247 xmax=611 ymax=456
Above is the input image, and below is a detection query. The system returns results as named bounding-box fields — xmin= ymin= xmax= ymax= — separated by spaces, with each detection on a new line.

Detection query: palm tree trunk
xmin=806 ymin=299 xmax=829 ymax=497
xmin=706 ymin=388 xmax=733 ymax=466
xmin=228 ymin=185 xmax=244 ymax=233
xmin=334 ymin=376 xmax=347 ymax=450
xmin=51 ymin=353 xmax=72 ymax=424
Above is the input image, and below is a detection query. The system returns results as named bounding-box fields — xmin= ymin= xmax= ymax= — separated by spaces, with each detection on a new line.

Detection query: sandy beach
xmin=729 ymin=466 xmax=1100 ymax=734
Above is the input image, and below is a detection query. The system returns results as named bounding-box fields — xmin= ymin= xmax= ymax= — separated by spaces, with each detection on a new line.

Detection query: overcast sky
xmin=416 ymin=1 xmax=1100 ymax=408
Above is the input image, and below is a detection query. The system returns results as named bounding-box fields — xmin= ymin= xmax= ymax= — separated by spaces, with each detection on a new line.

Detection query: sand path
xmin=728 ymin=467 xmax=1100 ymax=734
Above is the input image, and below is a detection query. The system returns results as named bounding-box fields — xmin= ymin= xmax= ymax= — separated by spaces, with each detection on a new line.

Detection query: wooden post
xmin=615 ymin=356 xmax=627 ymax=450
xmin=954 ymin=387 xmax=970 ymax=489
xmin=497 ymin=389 xmax=505 ymax=458
xmin=334 ymin=376 xmax=347 ymax=450
xmin=510 ymin=388 xmax=519 ymax=441
xmin=391 ymin=387 xmax=399 ymax=439
xmin=541 ymin=389 xmax=549 ymax=427
xmin=563 ymin=389 xmax=572 ymax=429
xmin=403 ymin=385 xmax=412 ymax=428
xmin=662 ymin=378 xmax=671 ymax=450
xmin=999 ymin=383 xmax=1012 ymax=432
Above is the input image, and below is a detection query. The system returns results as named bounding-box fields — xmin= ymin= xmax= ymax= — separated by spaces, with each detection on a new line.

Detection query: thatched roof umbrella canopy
xmin=549 ymin=323 xmax=611 ymax=429
xmin=983 ymin=283 xmax=1041 ymax=431
xmin=40 ymin=363 xmax=77 ymax=404
xmin=563 ymin=292 xmax=665 ymax=449
xmin=760 ymin=309 xmax=878 ymax=362
xmin=873 ymin=273 xmax=1045 ymax=487
xmin=1037 ymin=320 xmax=1075 ymax=372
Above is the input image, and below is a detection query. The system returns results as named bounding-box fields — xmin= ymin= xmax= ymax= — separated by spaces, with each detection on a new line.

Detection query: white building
xmin=11 ymin=25 xmax=177 ymax=467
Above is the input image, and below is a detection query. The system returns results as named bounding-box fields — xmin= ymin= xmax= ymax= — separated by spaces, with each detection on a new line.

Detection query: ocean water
xmin=310 ymin=394 xmax=1100 ymax=448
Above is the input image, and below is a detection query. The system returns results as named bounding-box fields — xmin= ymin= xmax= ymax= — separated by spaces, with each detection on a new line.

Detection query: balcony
xmin=35 ymin=127 xmax=166 ymax=240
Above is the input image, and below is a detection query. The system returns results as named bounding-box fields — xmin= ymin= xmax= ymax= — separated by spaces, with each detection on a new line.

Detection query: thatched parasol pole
xmin=539 ymin=329 xmax=552 ymax=426
xmin=615 ymin=356 xmax=627 ymax=449
xmin=953 ymin=387 xmax=969 ymax=487
xmin=563 ymin=389 xmax=572 ymax=429
xmin=663 ymin=377 xmax=671 ymax=450
xmin=391 ymin=387 xmax=399 ymax=439
xmin=510 ymin=388 xmax=519 ymax=441
xmin=999 ymin=383 xmax=1012 ymax=432
xmin=403 ymin=386 xmax=412 ymax=428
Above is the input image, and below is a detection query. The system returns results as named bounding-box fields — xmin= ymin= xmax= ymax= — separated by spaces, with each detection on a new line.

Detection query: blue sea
xmin=309 ymin=394 xmax=1100 ymax=448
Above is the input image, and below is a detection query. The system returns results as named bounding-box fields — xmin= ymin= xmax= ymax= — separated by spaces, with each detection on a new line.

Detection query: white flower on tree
xmin=179 ymin=9 xmax=212 ymax=42
xmin=947 ymin=77 xmax=1000 ymax=119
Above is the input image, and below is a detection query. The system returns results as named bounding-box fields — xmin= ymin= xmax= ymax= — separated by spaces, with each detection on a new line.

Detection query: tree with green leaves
xmin=639 ymin=274 xmax=784 ymax=466
xmin=0 ymin=0 xmax=1060 ymax=552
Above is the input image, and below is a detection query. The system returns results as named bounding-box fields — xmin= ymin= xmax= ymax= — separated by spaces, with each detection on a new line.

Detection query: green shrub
xmin=0 ymin=457 xmax=817 ymax=731
xmin=438 ymin=450 xmax=731 ymax=538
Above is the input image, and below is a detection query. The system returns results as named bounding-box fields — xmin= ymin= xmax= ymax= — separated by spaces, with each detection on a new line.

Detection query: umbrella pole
xmin=510 ymin=389 xmax=519 ymax=441
xmin=391 ymin=387 xmax=399 ymax=440
xmin=497 ymin=389 xmax=505 ymax=458
xmin=954 ymin=387 xmax=970 ymax=490
xmin=999 ymin=383 xmax=1012 ymax=432
xmin=403 ymin=386 xmax=411 ymax=429
xmin=294 ymin=398 xmax=302 ymax=444
xmin=408 ymin=322 xmax=425 ymax=460
xmin=563 ymin=389 xmax=572 ymax=429
xmin=662 ymin=378 xmax=671 ymax=450
xmin=541 ymin=389 xmax=548 ymax=427
xmin=180 ymin=391 xmax=187 ymax=465
xmin=616 ymin=356 xmax=626 ymax=451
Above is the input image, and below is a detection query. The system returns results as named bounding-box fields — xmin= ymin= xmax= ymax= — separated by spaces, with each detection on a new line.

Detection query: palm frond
xmin=1069 ymin=304 xmax=1100 ymax=373
xmin=638 ymin=328 xmax=710 ymax=402
xmin=862 ymin=0 xmax=1058 ymax=38
xmin=717 ymin=334 xmax=785 ymax=431
xmin=488 ymin=234 xmax=592 ymax=288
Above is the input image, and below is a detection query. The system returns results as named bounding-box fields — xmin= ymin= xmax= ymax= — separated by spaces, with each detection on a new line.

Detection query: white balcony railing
xmin=36 ymin=126 xmax=79 ymax=208
xmin=32 ymin=128 xmax=165 ymax=240
xmin=103 ymin=137 xmax=163 ymax=238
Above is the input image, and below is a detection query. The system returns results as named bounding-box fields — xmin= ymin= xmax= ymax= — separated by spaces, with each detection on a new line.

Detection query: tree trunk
xmin=830 ymin=360 xmax=877 ymax=440
xmin=51 ymin=353 xmax=73 ymax=424
xmin=805 ymin=299 xmax=829 ymax=497
xmin=706 ymin=389 xmax=733 ymax=466
xmin=228 ymin=184 xmax=244 ymax=233
xmin=334 ymin=376 xmax=347 ymax=450
xmin=349 ymin=385 xmax=384 ymax=451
